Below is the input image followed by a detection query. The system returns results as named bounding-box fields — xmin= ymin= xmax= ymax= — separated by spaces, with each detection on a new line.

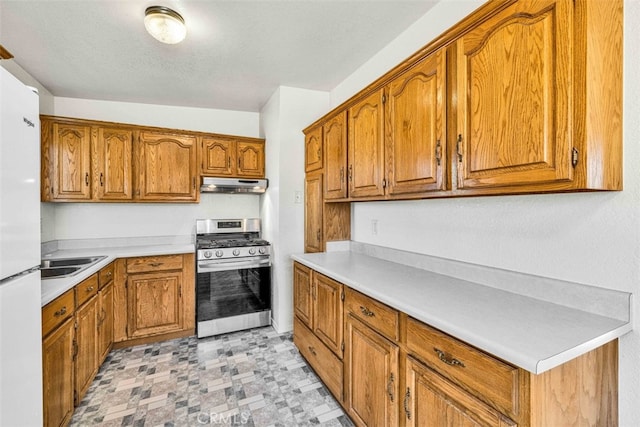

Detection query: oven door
xmin=196 ymin=256 xmax=271 ymax=337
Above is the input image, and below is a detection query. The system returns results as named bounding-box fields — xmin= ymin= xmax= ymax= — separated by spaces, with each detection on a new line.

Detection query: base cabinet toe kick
xmin=292 ymin=262 xmax=619 ymax=427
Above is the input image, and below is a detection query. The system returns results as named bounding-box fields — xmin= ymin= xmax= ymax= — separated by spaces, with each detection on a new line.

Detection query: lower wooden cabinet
xmin=293 ymin=262 xmax=619 ymax=427
xmin=74 ymin=293 xmax=99 ymax=405
xmin=405 ymin=355 xmax=516 ymax=427
xmin=344 ymin=314 xmax=399 ymax=427
xmin=97 ymin=280 xmax=114 ymax=365
xmin=42 ymin=317 xmax=75 ymax=427
xmin=114 ymin=253 xmax=195 ymax=345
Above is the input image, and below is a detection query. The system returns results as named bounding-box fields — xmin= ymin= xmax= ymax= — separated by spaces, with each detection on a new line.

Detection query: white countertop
xmin=291 ymin=250 xmax=632 ymax=374
xmin=41 ymin=243 xmax=194 ymax=307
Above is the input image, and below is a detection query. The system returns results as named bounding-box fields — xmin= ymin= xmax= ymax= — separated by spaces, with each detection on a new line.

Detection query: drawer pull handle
xmin=404 ymin=387 xmax=411 ymax=420
xmin=387 ymin=373 xmax=394 ymax=402
xmin=434 ymin=348 xmax=465 ymax=367
xmin=54 ymin=306 xmax=67 ymax=317
xmin=86 ymin=286 xmax=94 ymax=292
xmin=359 ymin=306 xmax=375 ymax=317
xmin=149 ymin=262 xmax=163 ymax=267
xmin=308 ymin=346 xmax=317 ymax=356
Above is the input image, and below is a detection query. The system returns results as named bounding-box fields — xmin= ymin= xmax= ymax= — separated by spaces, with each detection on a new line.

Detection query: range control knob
xmin=204 ymin=251 xmax=212 ymax=259
xmin=233 ymin=249 xmax=240 ymax=256
xmin=249 ymin=248 xmax=256 ymax=255
xmin=258 ymin=247 xmax=266 ymax=255
xmin=215 ymin=250 xmax=223 ymax=258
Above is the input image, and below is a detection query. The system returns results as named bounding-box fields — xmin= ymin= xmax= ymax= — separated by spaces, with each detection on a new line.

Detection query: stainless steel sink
xmin=40 ymin=256 xmax=107 ymax=279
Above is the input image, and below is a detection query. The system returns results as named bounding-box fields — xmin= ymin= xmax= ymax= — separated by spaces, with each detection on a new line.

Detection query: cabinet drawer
xmin=75 ymin=274 xmax=98 ymax=307
xmin=344 ymin=287 xmax=399 ymax=341
xmin=294 ymin=317 xmax=343 ymax=401
xmin=42 ymin=289 xmax=75 ymax=337
xmin=406 ymin=317 xmax=519 ymax=417
xmin=126 ymin=254 xmax=183 ymax=273
xmin=98 ymin=262 xmax=114 ymax=289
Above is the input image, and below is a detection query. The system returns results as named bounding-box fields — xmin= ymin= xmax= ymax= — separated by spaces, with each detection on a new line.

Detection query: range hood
xmin=200 ymin=177 xmax=268 ymax=194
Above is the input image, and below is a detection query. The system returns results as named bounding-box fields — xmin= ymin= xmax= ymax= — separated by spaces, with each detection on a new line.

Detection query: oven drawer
xmin=126 ymin=254 xmax=183 ymax=273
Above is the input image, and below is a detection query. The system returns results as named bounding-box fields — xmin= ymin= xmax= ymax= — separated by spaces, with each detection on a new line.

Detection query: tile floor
xmin=70 ymin=327 xmax=353 ymax=426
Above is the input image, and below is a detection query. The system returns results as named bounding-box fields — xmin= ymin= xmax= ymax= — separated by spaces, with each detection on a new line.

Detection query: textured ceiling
xmin=0 ymin=0 xmax=437 ymax=112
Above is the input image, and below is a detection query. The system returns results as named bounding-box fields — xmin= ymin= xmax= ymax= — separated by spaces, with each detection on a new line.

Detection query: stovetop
xmin=196 ymin=237 xmax=270 ymax=250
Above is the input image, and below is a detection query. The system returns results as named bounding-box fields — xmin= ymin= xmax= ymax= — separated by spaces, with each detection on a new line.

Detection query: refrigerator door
xmin=0 ymin=67 xmax=41 ymax=280
xmin=0 ymin=270 xmax=43 ymax=426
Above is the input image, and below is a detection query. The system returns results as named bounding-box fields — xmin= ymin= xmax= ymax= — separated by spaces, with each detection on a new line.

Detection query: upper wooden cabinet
xmin=304 ymin=125 xmax=323 ymax=173
xmin=136 ymin=131 xmax=198 ymax=202
xmin=304 ymin=171 xmax=323 ymax=253
xmin=42 ymin=118 xmax=134 ymax=202
xmin=42 ymin=121 xmax=92 ymax=201
xmin=304 ymin=0 xmax=622 ymax=200
xmin=386 ymin=50 xmax=446 ymax=196
xmin=94 ymin=127 xmax=133 ymax=201
xmin=455 ymin=0 xmax=574 ymax=191
xmin=42 ymin=115 xmax=266 ymax=203
xmin=348 ymin=89 xmax=385 ymax=198
xmin=324 ymin=111 xmax=348 ymax=200
xmin=201 ymin=136 xmax=265 ymax=178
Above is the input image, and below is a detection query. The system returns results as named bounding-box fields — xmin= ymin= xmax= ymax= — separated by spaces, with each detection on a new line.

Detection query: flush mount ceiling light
xmin=144 ymin=6 xmax=186 ymax=44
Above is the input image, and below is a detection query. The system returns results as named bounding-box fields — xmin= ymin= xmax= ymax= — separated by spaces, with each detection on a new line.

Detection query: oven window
xmin=197 ymin=266 xmax=271 ymax=322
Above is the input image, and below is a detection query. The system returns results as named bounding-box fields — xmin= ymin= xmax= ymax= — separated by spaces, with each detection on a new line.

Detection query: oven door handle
xmin=197 ymin=257 xmax=271 ymax=273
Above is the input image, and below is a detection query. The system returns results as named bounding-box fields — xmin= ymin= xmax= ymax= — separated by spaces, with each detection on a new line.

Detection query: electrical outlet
xmin=371 ymin=219 xmax=378 ymax=235
xmin=294 ymin=190 xmax=303 ymax=204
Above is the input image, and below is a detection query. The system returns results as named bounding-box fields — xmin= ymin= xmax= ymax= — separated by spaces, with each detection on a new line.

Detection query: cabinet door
xmin=97 ymin=281 xmax=114 ymax=364
xmin=293 ymin=262 xmax=314 ymax=328
xmin=387 ymin=51 xmax=446 ymax=195
xmin=313 ymin=273 xmax=343 ymax=357
xmin=455 ymin=0 xmax=573 ymax=190
xmin=237 ymin=141 xmax=265 ymax=177
xmin=305 ymin=125 xmax=323 ymax=172
xmin=202 ymin=137 xmax=235 ymax=176
xmin=75 ymin=295 xmax=99 ymax=405
xmin=324 ymin=111 xmax=348 ymax=199
xmin=42 ymin=318 xmax=74 ymax=427
xmin=345 ymin=315 xmax=399 ymax=427
xmin=304 ymin=172 xmax=323 ymax=253
xmin=348 ymin=89 xmax=385 ymax=198
xmin=95 ymin=127 xmax=133 ymax=200
xmin=405 ymin=356 xmax=516 ymax=427
xmin=51 ymin=122 xmax=92 ymax=200
xmin=127 ymin=271 xmax=183 ymax=338
xmin=136 ymin=131 xmax=198 ymax=201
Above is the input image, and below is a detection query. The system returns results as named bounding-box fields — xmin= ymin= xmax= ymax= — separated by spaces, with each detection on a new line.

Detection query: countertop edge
xmin=291 ymin=252 xmax=632 ymax=374
xmin=41 ymin=244 xmax=194 ymax=307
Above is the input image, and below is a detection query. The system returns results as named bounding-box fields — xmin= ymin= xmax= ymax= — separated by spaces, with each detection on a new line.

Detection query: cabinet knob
xmin=85 ymin=173 xmax=89 ymax=186
xmin=99 ymin=172 xmax=104 ymax=186
xmin=86 ymin=286 xmax=94 ymax=292
xmin=54 ymin=306 xmax=67 ymax=317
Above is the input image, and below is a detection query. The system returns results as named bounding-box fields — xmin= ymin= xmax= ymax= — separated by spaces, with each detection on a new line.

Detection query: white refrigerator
xmin=0 ymin=66 xmax=43 ymax=426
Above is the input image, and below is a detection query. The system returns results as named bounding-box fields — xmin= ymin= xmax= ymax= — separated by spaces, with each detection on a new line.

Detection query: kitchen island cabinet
xmin=292 ymin=251 xmax=629 ymax=427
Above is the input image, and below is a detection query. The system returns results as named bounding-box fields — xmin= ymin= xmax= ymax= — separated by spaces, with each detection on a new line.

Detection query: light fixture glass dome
xmin=144 ymin=6 xmax=186 ymax=44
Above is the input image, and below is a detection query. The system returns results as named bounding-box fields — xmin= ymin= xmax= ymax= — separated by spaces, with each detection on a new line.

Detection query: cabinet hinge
xmin=382 ymin=178 xmax=387 ymax=189
xmin=179 ymin=284 xmax=182 ymax=298
xmin=382 ymin=94 xmax=387 ymax=104
xmin=341 ymin=341 xmax=345 ymax=352
xmin=571 ymin=147 xmax=579 ymax=168
xmin=340 ymin=290 xmax=344 ymax=301
xmin=74 ymin=390 xmax=78 ymax=404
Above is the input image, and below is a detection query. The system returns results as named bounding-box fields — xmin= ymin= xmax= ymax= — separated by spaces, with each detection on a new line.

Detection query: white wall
xmin=260 ymin=87 xmax=330 ymax=333
xmin=329 ymin=0 xmax=640 ymax=425
xmin=43 ymin=98 xmax=262 ymax=242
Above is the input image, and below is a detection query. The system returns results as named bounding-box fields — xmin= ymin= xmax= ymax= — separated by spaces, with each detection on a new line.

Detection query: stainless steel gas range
xmin=195 ymin=218 xmax=271 ymax=338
